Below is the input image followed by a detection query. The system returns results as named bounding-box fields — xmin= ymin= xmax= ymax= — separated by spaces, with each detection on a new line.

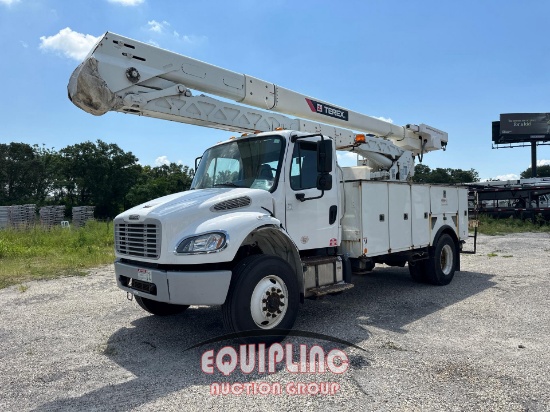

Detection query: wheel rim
xmin=440 ymin=244 xmax=454 ymax=275
xmin=250 ymin=275 xmax=288 ymax=329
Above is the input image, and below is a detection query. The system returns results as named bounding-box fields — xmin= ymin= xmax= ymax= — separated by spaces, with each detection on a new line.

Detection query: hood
xmin=116 ymin=188 xmax=273 ymax=223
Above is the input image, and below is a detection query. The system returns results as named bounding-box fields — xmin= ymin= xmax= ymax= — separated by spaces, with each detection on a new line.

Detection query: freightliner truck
xmin=68 ymin=32 xmax=470 ymax=342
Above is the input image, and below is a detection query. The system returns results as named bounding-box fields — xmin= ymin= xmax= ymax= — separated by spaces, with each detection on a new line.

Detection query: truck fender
xmin=238 ymin=225 xmax=304 ymax=299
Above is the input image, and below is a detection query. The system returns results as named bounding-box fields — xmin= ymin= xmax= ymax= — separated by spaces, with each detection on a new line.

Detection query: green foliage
xmin=520 ymin=165 xmax=550 ymax=179
xmin=0 ymin=143 xmax=59 ymax=205
xmin=126 ymin=163 xmax=194 ymax=207
xmin=476 ymin=214 xmax=550 ymax=236
xmin=0 ymin=140 xmax=194 ymax=218
xmin=413 ymin=164 xmax=479 ymax=184
xmin=0 ymin=221 xmax=115 ymax=289
xmin=57 ymin=140 xmax=142 ymax=217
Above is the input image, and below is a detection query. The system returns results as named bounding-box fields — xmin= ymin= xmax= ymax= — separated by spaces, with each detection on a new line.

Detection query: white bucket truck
xmin=68 ymin=33 xmax=469 ymax=341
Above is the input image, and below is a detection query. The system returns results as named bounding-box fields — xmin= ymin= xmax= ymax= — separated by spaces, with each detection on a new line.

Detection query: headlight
xmin=175 ymin=232 xmax=227 ymax=254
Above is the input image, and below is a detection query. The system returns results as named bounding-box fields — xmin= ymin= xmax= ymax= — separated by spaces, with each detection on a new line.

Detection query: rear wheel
xmin=135 ymin=296 xmax=189 ymax=316
xmin=222 ymin=255 xmax=299 ymax=344
xmin=425 ymin=234 xmax=457 ymax=286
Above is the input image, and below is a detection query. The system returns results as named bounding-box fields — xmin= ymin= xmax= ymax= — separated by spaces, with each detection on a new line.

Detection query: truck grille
xmin=115 ymin=222 xmax=161 ymax=259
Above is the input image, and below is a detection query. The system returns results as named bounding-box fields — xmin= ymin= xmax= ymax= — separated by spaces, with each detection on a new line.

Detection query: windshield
xmin=191 ymin=136 xmax=285 ymax=192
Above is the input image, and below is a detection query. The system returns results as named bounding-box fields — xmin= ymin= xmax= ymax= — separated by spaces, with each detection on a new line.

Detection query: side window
xmin=290 ymin=141 xmax=318 ymax=190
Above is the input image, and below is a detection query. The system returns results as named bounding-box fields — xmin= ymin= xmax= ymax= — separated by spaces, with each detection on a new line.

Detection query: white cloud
xmin=337 ymin=151 xmax=358 ymax=167
xmin=537 ymin=159 xmax=550 ymax=166
xmin=179 ymin=34 xmax=208 ymax=45
xmin=155 ymin=156 xmax=170 ymax=166
xmin=39 ymin=28 xmax=99 ymax=61
xmin=20 ymin=40 xmax=28 ymax=48
xmin=495 ymin=174 xmax=519 ymax=181
xmin=154 ymin=156 xmax=183 ymax=166
xmin=148 ymin=20 xmax=169 ymax=33
xmin=0 ymin=0 xmax=20 ymax=6
xmin=107 ymin=0 xmax=144 ymax=6
xmin=147 ymin=39 xmax=160 ymax=47
xmin=145 ymin=20 xmax=207 ymax=46
xmin=480 ymin=173 xmax=520 ymax=182
xmin=374 ymin=116 xmax=393 ymax=124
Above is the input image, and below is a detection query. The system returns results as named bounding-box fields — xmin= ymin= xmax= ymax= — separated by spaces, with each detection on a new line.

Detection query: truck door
xmin=284 ymin=137 xmax=339 ymax=250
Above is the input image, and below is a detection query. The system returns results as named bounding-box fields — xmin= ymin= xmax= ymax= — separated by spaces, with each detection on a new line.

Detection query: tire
xmin=425 ymin=234 xmax=457 ymax=286
xmin=135 ymin=296 xmax=189 ymax=316
xmin=222 ymin=255 xmax=300 ymax=344
xmin=408 ymin=260 xmax=428 ymax=283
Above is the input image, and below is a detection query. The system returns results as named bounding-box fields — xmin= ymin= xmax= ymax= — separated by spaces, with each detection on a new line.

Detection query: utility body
xmin=69 ymin=33 xmax=470 ymax=341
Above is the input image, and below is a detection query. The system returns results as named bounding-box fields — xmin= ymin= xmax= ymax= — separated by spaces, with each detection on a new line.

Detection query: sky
xmin=0 ymin=0 xmax=549 ymax=181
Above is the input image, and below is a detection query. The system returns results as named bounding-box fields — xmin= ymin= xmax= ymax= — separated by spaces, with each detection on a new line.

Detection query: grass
xmin=475 ymin=214 xmax=550 ymax=236
xmin=1 ymin=213 xmax=548 ymax=290
xmin=0 ymin=221 xmax=114 ymax=289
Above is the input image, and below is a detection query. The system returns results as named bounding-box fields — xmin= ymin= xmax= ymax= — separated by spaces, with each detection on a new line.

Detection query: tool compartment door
xmin=411 ymin=185 xmax=430 ymax=247
xmin=361 ymin=182 xmax=389 ymax=256
xmin=388 ymin=184 xmax=412 ymax=252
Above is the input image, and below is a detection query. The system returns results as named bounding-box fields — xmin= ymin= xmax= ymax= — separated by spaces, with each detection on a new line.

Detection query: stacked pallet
xmin=0 ymin=206 xmax=10 ymax=229
xmin=39 ymin=206 xmax=66 ymax=228
xmin=72 ymin=206 xmax=95 ymax=228
xmin=5 ymin=204 xmax=36 ymax=228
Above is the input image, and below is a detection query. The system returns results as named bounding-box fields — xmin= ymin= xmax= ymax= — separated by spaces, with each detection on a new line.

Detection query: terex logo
xmin=306 ymin=99 xmax=349 ymax=121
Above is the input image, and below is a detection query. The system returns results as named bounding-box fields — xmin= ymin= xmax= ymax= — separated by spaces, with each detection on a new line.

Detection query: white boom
xmin=68 ymin=32 xmax=448 ymax=179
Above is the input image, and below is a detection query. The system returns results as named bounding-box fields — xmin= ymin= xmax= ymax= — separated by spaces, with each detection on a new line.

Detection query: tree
xmin=412 ymin=165 xmax=479 ymax=184
xmin=520 ymin=165 xmax=550 ymax=179
xmin=58 ymin=140 xmax=141 ymax=218
xmin=0 ymin=143 xmax=59 ymax=205
xmin=126 ymin=163 xmax=194 ymax=207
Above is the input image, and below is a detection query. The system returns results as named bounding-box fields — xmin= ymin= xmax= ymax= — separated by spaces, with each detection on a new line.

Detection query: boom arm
xmin=68 ymin=32 xmax=448 ymax=179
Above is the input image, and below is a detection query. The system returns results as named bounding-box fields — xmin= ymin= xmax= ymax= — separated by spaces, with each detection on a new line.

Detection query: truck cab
xmin=114 ymin=131 xmax=343 ymax=341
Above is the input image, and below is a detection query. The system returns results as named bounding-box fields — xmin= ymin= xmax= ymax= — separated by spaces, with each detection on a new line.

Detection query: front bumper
xmin=114 ymin=260 xmax=232 ymax=305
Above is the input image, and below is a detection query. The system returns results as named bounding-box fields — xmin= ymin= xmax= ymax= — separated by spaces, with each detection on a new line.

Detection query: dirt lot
xmin=1 ymin=233 xmax=549 ymax=411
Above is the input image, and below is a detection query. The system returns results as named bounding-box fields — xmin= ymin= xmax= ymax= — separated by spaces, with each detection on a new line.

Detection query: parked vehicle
xmin=68 ymin=32 xmax=471 ymax=340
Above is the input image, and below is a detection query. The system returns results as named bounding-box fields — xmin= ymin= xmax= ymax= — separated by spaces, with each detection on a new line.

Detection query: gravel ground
xmin=1 ymin=233 xmax=549 ymax=411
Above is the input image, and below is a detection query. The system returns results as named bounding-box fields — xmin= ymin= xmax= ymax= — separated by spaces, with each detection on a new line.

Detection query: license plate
xmin=137 ymin=268 xmax=152 ymax=283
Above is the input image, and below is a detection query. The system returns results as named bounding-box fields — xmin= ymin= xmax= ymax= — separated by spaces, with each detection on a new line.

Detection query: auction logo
xmin=185 ymin=329 xmax=366 ymax=396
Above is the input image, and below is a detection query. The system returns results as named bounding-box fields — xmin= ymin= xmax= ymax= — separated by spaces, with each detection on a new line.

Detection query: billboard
xmin=493 ymin=113 xmax=550 ymax=144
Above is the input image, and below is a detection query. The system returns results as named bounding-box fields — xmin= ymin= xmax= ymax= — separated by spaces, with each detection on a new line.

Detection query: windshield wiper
xmin=213 ymin=182 xmax=243 ymax=188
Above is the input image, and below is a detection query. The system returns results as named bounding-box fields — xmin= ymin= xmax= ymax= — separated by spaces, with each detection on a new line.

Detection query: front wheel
xmin=222 ymin=255 xmax=300 ymax=344
xmin=425 ymin=234 xmax=457 ymax=286
xmin=135 ymin=296 xmax=189 ymax=316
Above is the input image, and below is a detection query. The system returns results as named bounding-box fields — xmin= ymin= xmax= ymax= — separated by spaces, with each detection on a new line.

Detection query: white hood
xmin=116 ymin=188 xmax=273 ymax=223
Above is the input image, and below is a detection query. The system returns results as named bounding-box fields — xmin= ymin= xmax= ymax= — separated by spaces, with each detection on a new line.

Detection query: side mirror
xmin=195 ymin=156 xmax=202 ymax=171
xmin=317 ymin=140 xmax=333 ymax=173
xmin=316 ymin=173 xmax=332 ymax=191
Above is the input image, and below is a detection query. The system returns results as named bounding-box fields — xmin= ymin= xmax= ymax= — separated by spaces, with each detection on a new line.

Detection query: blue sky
xmin=1 ymin=0 xmax=549 ymax=180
